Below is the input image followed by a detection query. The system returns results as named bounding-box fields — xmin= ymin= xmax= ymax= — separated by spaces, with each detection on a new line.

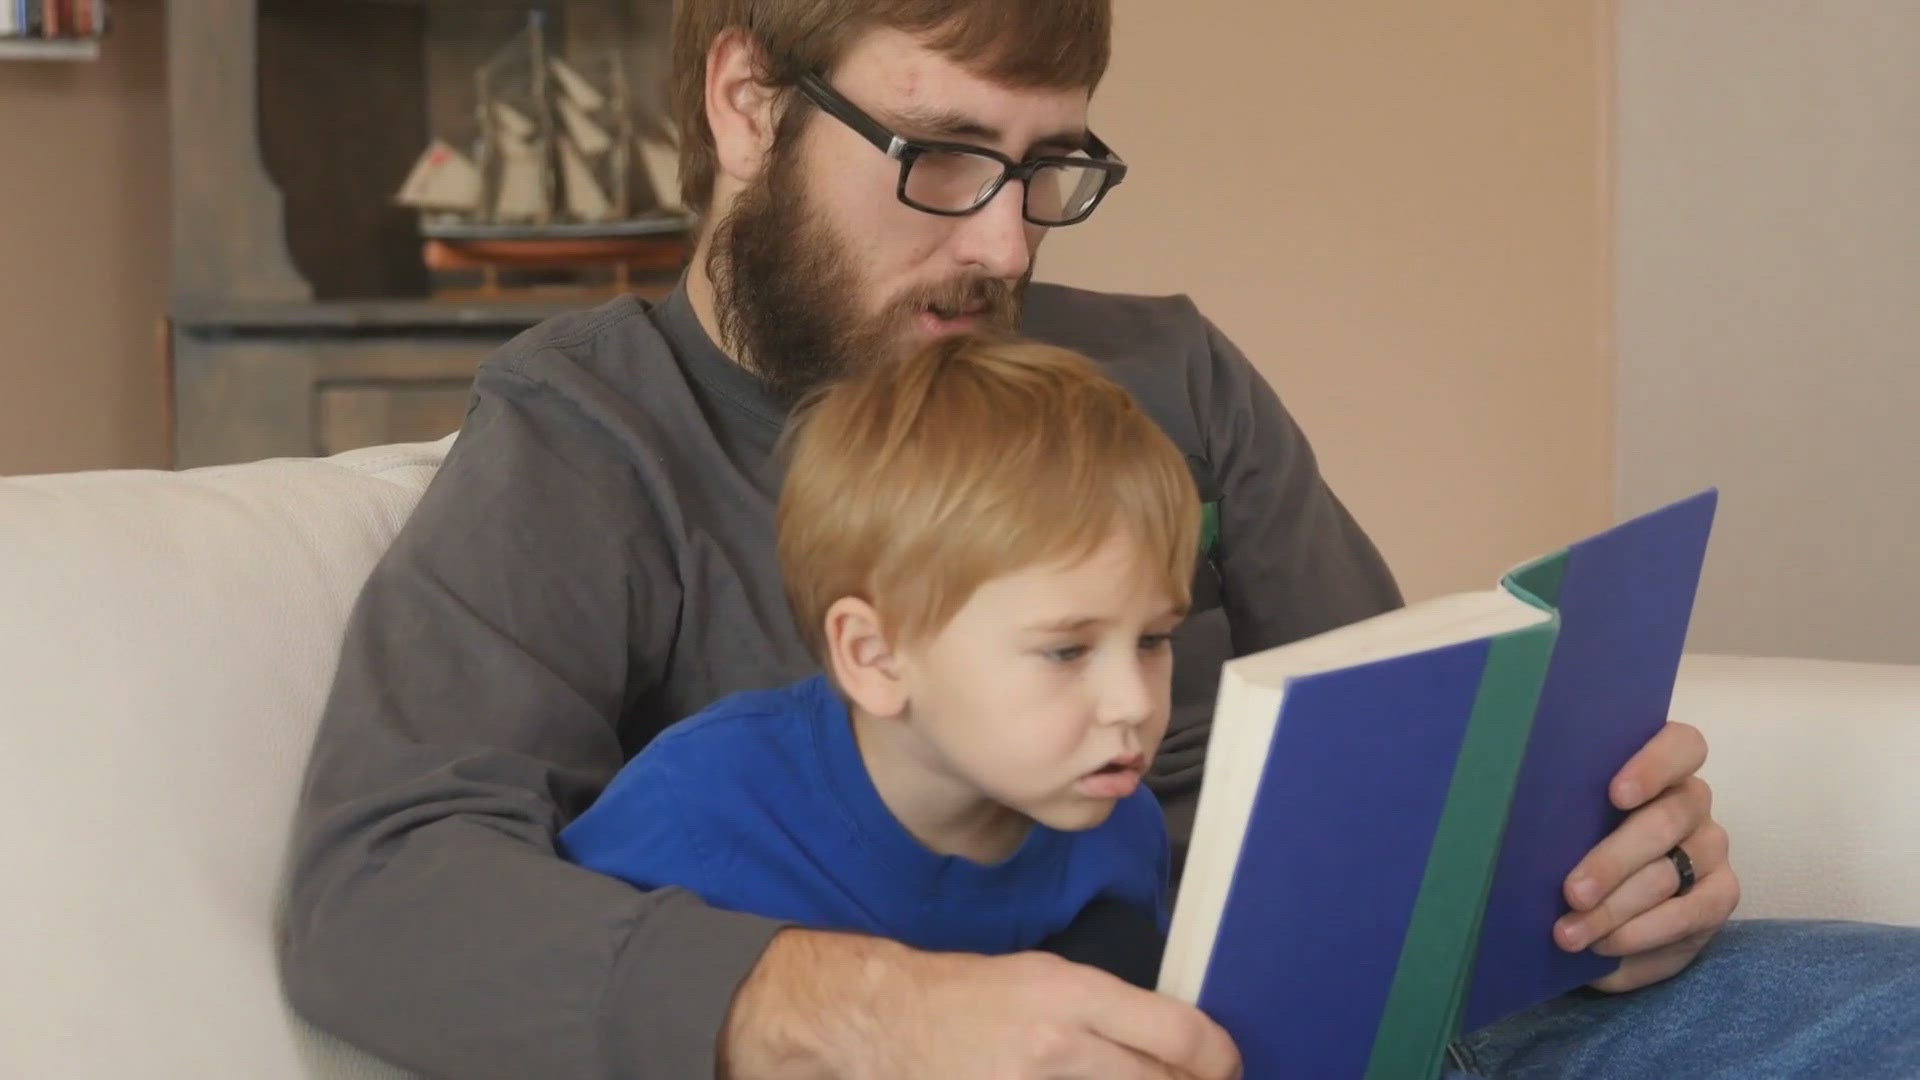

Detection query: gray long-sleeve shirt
xmin=281 ymin=281 xmax=1402 ymax=1078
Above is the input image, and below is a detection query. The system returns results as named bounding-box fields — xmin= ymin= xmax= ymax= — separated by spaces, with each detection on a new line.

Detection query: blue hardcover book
xmin=1159 ymin=491 xmax=1716 ymax=1079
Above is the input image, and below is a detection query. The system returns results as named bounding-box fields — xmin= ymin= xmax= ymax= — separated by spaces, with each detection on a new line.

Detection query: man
xmin=284 ymin=2 xmax=1913 ymax=1078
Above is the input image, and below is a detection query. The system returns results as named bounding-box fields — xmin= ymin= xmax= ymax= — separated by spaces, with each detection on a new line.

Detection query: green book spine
xmin=1361 ymin=553 xmax=1566 ymax=1080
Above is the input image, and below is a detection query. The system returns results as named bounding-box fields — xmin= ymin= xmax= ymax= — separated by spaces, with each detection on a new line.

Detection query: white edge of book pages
xmin=1156 ymin=587 xmax=1553 ymax=1003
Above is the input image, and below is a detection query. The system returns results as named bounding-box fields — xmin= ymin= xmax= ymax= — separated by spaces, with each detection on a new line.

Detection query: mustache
xmin=887 ymin=275 xmax=1024 ymax=326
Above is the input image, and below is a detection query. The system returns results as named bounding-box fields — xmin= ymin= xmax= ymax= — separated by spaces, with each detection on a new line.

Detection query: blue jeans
xmin=1444 ymin=920 xmax=1920 ymax=1078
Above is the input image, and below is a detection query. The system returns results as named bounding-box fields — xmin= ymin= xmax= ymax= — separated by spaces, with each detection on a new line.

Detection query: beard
xmin=706 ymin=142 xmax=1028 ymax=406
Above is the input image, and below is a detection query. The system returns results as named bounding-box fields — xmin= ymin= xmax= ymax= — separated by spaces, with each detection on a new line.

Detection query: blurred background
xmin=0 ymin=0 xmax=1913 ymax=663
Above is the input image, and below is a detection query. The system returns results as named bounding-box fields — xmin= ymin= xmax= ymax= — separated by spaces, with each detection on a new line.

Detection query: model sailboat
xmin=395 ymin=10 xmax=686 ymax=237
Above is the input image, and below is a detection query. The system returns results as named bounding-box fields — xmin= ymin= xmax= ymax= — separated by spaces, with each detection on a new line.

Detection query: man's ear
xmin=823 ymin=596 xmax=909 ymax=720
xmin=704 ymin=27 xmax=783 ymax=187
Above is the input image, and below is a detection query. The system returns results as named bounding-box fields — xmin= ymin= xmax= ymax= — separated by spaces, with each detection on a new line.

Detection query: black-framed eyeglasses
xmin=795 ymin=72 xmax=1127 ymax=227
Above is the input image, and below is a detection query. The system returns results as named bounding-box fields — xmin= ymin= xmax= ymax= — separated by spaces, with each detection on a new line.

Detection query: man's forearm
xmin=715 ymin=926 xmax=1245 ymax=1080
xmin=284 ymin=809 xmax=784 ymax=1078
xmin=718 ymin=929 xmax=912 ymax=1080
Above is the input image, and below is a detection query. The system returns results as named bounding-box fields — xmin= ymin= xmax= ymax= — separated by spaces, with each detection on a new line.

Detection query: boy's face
xmin=894 ymin=535 xmax=1184 ymax=833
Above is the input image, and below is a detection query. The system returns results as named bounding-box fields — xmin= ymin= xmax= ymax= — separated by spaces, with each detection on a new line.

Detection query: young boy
xmin=558 ymin=332 xmax=1199 ymax=981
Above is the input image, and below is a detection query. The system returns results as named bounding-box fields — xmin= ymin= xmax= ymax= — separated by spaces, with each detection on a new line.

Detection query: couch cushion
xmin=0 ymin=440 xmax=449 ymax=1079
xmin=1677 ymin=654 xmax=1920 ymax=927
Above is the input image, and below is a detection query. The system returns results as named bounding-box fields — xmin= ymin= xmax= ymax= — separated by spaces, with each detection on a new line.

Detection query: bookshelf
xmin=0 ymin=0 xmax=108 ymax=58
xmin=0 ymin=38 xmax=98 ymax=59
xmin=168 ymin=0 xmax=682 ymax=467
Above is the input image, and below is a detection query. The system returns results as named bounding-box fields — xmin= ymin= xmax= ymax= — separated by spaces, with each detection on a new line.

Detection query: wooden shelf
xmin=0 ymin=38 xmax=101 ymax=61
xmin=165 ymin=0 xmax=672 ymax=466
xmin=170 ymin=297 xmax=603 ymax=334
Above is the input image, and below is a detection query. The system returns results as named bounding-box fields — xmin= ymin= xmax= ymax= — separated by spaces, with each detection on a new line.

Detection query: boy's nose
xmin=1097 ymin=657 xmax=1158 ymax=728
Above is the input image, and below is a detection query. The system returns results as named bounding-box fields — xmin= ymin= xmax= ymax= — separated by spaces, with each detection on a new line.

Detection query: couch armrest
xmin=1674 ymin=654 xmax=1920 ymax=927
xmin=0 ymin=443 xmax=446 ymax=1078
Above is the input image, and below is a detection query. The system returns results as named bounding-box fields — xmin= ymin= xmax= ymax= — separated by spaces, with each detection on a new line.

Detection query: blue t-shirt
xmin=559 ymin=675 xmax=1169 ymax=954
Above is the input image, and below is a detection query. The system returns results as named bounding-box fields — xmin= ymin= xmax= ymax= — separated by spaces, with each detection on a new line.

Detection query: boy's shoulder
xmin=641 ymin=675 xmax=829 ymax=770
xmin=561 ymin=676 xmax=839 ymax=871
xmin=569 ymin=677 xmax=836 ymax=856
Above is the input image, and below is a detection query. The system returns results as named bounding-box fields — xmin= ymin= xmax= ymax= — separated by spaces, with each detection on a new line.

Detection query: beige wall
xmin=0 ymin=1 xmax=1617 ymax=603
xmin=0 ymin=0 xmax=168 ymax=476
xmin=1615 ymin=2 xmax=1920 ymax=664
xmin=1044 ymin=1 xmax=1613 ymax=601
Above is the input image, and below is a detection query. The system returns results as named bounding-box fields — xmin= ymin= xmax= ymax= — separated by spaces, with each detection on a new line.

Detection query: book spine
xmin=1360 ymin=619 xmax=1557 ymax=1080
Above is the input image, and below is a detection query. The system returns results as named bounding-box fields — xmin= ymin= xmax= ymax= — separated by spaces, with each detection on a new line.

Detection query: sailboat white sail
xmin=548 ymin=56 xmax=608 ymax=112
xmin=636 ymin=138 xmax=685 ymax=212
xmin=396 ymin=15 xmax=690 ymax=235
xmin=494 ymin=137 xmax=550 ymax=222
xmin=395 ymin=140 xmax=485 ymax=213
xmin=560 ymin=136 xmax=616 ymax=220
xmin=557 ymin=95 xmax=614 ymax=157
xmin=492 ymin=101 xmax=539 ymax=143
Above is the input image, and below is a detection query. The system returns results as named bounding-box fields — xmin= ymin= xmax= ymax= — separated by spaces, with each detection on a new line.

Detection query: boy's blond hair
xmin=777 ymin=333 xmax=1199 ymax=661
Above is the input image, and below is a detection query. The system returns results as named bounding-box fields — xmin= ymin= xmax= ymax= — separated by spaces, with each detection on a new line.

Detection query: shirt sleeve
xmin=1154 ymin=310 xmax=1406 ymax=872
xmin=280 ymin=357 xmax=783 ymax=1079
xmin=1198 ymin=317 xmax=1406 ymax=656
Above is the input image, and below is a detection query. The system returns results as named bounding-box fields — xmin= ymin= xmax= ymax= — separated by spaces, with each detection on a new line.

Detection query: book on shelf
xmin=0 ymin=0 xmax=107 ymax=42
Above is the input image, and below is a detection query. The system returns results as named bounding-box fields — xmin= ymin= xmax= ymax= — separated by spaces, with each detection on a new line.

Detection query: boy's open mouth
xmin=1077 ymin=753 xmax=1147 ymax=799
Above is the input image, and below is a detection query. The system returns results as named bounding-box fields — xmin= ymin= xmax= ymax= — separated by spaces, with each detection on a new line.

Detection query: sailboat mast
xmin=610 ymin=44 xmax=633 ymax=218
xmin=528 ymin=9 xmax=555 ymax=224
xmin=474 ymin=64 xmax=496 ymax=222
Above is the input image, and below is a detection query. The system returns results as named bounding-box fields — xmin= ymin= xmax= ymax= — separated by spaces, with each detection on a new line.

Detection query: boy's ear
xmin=823 ymin=596 xmax=908 ymax=719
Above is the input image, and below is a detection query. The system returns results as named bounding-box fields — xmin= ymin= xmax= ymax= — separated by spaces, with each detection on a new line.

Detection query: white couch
xmin=2 ymin=439 xmax=1916 ymax=1078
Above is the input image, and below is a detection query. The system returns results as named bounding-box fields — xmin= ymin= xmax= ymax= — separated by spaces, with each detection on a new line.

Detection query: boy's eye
xmin=1139 ymin=633 xmax=1174 ymax=652
xmin=1044 ymin=644 xmax=1090 ymax=664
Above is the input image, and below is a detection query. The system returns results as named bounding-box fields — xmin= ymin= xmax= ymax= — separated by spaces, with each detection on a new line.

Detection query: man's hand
xmin=1555 ymin=721 xmax=1741 ymax=992
xmin=719 ymin=927 xmax=1241 ymax=1080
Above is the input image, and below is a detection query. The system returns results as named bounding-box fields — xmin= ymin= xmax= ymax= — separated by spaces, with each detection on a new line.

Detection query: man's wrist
xmin=717 ymin=927 xmax=915 ymax=1080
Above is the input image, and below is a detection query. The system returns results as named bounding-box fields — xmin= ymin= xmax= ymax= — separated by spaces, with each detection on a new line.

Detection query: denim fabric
xmin=1440 ymin=919 xmax=1920 ymax=1079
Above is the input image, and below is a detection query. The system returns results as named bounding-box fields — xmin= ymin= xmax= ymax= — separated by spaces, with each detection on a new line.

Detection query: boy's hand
xmin=719 ymin=927 xmax=1241 ymax=1080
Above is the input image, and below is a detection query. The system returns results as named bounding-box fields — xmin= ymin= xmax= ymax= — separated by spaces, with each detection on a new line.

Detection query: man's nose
xmin=948 ymin=179 xmax=1035 ymax=281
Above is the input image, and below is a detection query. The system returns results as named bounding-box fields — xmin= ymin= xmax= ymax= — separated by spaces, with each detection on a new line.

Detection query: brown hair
xmin=669 ymin=0 xmax=1113 ymax=214
xmin=777 ymin=333 xmax=1198 ymax=662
